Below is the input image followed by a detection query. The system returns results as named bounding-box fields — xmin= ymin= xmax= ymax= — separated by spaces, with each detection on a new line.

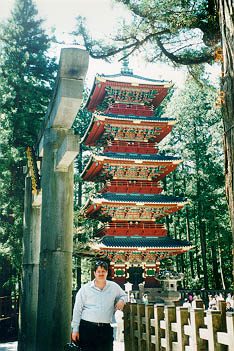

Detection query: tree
xmin=0 ymin=0 xmax=57 ymax=293
xmin=72 ymin=0 xmax=234 ymax=241
xmin=215 ymin=0 xmax=234 ymax=240
xmin=164 ymin=74 xmax=232 ymax=289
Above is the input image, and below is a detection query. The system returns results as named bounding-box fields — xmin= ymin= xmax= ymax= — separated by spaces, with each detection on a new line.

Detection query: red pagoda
xmin=81 ymin=63 xmax=192 ymax=289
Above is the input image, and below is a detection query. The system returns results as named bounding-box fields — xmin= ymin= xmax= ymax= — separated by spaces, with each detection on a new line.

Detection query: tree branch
xmin=156 ymin=37 xmax=213 ymax=65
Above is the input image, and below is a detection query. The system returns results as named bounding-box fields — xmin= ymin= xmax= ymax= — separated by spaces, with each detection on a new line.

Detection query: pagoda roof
xmin=94 ymin=193 xmax=186 ymax=204
xmin=99 ymin=236 xmax=192 ymax=250
xmin=97 ymin=152 xmax=180 ymax=162
xmin=100 ymin=112 xmax=176 ymax=122
xmin=82 ymin=113 xmax=175 ymax=146
xmin=96 ymin=73 xmax=172 ymax=86
xmin=84 ymin=193 xmax=187 ymax=220
xmin=82 ymin=152 xmax=181 ymax=181
xmin=85 ymin=73 xmax=172 ymax=112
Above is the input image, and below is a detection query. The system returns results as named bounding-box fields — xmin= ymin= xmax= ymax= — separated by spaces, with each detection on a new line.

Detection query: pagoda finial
xmin=121 ymin=51 xmax=133 ymax=76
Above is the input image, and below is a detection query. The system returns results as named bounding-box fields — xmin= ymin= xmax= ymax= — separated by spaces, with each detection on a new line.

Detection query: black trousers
xmin=79 ymin=319 xmax=113 ymax=351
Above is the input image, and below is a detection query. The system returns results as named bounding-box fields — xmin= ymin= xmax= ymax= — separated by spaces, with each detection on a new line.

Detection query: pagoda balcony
xmin=95 ymin=222 xmax=167 ymax=237
xmin=104 ymin=140 xmax=158 ymax=154
xmin=102 ymin=180 xmax=163 ymax=194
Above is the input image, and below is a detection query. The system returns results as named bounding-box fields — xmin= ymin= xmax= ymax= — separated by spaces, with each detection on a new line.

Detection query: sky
xmin=1 ymin=0 xmax=188 ymax=87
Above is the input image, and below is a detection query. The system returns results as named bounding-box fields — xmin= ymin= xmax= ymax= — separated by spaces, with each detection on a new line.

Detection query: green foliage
xmin=72 ymin=0 xmax=219 ymax=65
xmin=0 ymin=0 xmax=57 ymax=293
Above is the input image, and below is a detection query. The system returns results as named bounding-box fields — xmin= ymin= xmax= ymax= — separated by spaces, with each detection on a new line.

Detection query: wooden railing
xmin=123 ymin=301 xmax=234 ymax=351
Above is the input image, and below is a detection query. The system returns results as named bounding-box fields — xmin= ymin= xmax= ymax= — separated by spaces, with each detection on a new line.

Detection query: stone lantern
xmin=155 ymin=270 xmax=184 ymax=305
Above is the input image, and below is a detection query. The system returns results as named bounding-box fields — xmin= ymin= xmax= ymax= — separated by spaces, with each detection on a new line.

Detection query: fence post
xmin=171 ymin=307 xmax=189 ymax=351
xmin=124 ymin=303 xmax=131 ymax=351
xmin=137 ymin=303 xmax=146 ymax=351
xmin=189 ymin=308 xmax=207 ymax=351
xmin=164 ymin=306 xmax=176 ymax=351
xmin=205 ymin=310 xmax=226 ymax=351
xmin=145 ymin=304 xmax=154 ymax=351
xmin=217 ymin=312 xmax=234 ymax=348
xmin=153 ymin=304 xmax=165 ymax=351
xmin=217 ymin=300 xmax=227 ymax=330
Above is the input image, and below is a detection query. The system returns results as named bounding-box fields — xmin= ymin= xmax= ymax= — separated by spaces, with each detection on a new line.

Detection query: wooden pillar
xmin=36 ymin=129 xmax=75 ymax=350
xmin=18 ymin=176 xmax=41 ymax=351
xmin=35 ymin=48 xmax=89 ymax=351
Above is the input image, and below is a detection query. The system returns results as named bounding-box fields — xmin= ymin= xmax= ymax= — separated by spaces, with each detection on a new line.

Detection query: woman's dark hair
xmin=94 ymin=260 xmax=108 ymax=271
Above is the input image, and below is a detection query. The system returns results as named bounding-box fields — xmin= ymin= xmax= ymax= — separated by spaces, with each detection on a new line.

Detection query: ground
xmin=0 ymin=341 xmax=124 ymax=350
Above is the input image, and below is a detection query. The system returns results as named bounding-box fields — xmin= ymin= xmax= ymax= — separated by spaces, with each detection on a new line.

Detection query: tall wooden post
xmin=19 ymin=48 xmax=88 ymax=351
xmin=28 ymin=47 xmax=88 ymax=351
xmin=18 ymin=176 xmax=41 ymax=351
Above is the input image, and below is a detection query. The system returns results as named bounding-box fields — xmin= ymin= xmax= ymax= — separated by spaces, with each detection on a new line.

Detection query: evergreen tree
xmin=164 ymin=74 xmax=232 ymax=289
xmin=0 ymin=0 xmax=57 ymax=294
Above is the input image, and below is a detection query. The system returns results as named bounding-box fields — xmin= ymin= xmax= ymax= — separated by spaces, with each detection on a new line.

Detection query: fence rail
xmin=123 ymin=301 xmax=234 ymax=351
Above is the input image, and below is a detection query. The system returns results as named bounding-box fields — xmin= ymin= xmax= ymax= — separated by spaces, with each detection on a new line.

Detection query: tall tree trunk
xmin=182 ymin=169 xmax=195 ymax=279
xmin=211 ymin=244 xmax=221 ymax=289
xmin=193 ymin=121 xmax=209 ymax=288
xmin=217 ymin=227 xmax=226 ymax=289
xmin=198 ymin=214 xmax=208 ymax=289
xmin=192 ymin=205 xmax=201 ymax=279
xmin=216 ymin=0 xmax=234 ymax=239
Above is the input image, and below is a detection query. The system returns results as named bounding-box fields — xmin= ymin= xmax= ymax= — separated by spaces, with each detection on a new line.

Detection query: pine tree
xmin=0 ymin=0 xmax=57 ymax=294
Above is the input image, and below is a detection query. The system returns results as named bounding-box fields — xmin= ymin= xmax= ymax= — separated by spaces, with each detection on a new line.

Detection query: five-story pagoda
xmin=81 ymin=63 xmax=192 ymax=289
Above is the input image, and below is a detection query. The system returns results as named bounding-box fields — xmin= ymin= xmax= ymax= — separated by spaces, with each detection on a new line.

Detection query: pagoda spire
xmin=120 ymin=51 xmax=133 ymax=76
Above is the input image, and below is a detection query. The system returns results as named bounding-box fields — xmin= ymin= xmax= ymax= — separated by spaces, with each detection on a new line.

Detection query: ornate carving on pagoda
xmin=145 ymin=252 xmax=157 ymax=264
xmin=96 ymin=204 xmax=181 ymax=221
xmin=128 ymin=252 xmax=143 ymax=264
xmin=82 ymin=113 xmax=176 ymax=148
xmin=113 ymin=252 xmax=126 ymax=263
xmin=102 ymin=125 xmax=163 ymax=143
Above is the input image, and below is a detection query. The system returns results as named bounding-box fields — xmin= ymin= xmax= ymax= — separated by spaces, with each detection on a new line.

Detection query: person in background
xmin=71 ymin=261 xmax=127 ymax=351
xmin=183 ymin=298 xmax=191 ymax=308
xmin=226 ymin=301 xmax=234 ymax=312
xmin=208 ymin=295 xmax=217 ymax=310
xmin=142 ymin=293 xmax=149 ymax=304
xmin=130 ymin=292 xmax=136 ymax=303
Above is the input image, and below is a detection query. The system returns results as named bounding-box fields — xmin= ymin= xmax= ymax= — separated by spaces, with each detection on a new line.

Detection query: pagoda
xmin=81 ymin=61 xmax=192 ymax=289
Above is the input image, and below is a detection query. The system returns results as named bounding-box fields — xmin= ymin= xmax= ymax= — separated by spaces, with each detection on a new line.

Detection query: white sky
xmin=1 ymin=0 xmax=188 ymax=87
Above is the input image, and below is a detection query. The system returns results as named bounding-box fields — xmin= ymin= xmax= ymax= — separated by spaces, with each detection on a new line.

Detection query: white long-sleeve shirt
xmin=71 ymin=280 xmax=127 ymax=332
